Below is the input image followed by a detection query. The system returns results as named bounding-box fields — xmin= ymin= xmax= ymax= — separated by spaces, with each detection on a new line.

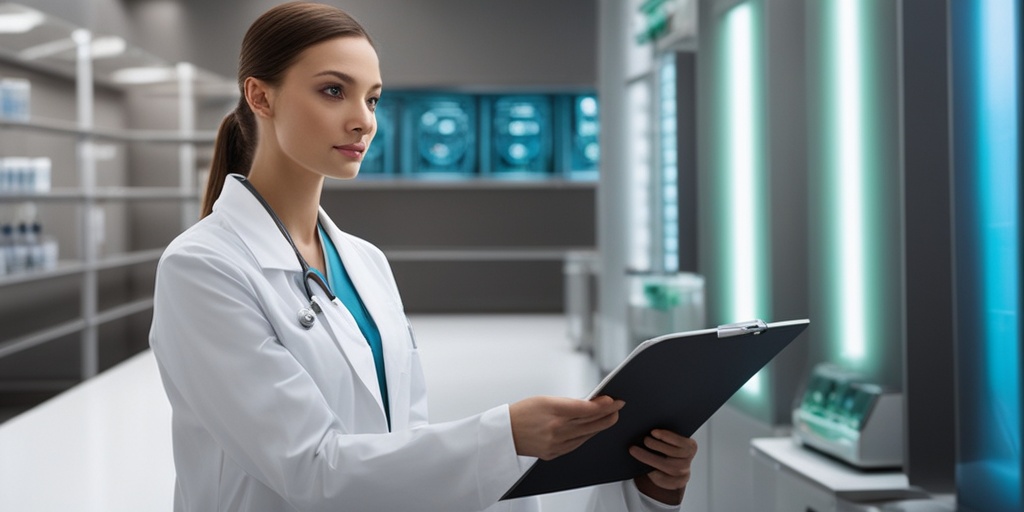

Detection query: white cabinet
xmin=750 ymin=437 xmax=930 ymax=512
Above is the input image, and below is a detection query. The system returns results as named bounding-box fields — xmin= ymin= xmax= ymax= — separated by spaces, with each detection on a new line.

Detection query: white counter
xmin=750 ymin=437 xmax=936 ymax=511
xmin=0 ymin=351 xmax=174 ymax=512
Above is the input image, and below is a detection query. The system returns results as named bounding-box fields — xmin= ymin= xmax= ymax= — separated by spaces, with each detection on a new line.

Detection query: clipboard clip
xmin=717 ymin=319 xmax=768 ymax=338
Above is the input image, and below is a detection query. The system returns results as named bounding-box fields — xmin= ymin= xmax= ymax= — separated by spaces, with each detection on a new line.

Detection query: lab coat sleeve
xmin=586 ymin=480 xmax=684 ymax=512
xmin=150 ymin=247 xmax=524 ymax=512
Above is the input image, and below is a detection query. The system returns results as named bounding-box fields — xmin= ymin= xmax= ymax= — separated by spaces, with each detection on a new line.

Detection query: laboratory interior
xmin=0 ymin=0 xmax=1020 ymax=511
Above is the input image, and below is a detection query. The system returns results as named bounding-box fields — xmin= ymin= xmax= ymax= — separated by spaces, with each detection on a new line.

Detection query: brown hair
xmin=201 ymin=2 xmax=374 ymax=217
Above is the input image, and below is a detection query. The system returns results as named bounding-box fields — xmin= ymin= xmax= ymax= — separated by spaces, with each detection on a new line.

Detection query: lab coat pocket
xmin=392 ymin=322 xmax=427 ymax=429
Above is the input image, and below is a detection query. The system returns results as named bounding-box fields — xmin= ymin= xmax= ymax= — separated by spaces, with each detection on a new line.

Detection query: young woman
xmin=150 ymin=3 xmax=696 ymax=511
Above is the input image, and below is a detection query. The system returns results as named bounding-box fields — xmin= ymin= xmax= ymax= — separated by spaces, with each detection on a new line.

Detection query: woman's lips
xmin=334 ymin=142 xmax=366 ymax=159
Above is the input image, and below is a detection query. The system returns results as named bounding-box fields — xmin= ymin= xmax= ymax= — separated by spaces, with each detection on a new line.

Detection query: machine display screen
xmin=491 ymin=95 xmax=553 ymax=174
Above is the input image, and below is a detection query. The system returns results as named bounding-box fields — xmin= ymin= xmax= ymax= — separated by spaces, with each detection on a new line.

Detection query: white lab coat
xmin=150 ymin=175 xmax=681 ymax=512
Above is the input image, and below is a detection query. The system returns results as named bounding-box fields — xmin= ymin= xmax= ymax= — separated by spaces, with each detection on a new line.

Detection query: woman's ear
xmin=243 ymin=77 xmax=274 ymax=119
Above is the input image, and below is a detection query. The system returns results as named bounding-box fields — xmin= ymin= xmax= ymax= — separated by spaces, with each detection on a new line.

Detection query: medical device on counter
xmin=792 ymin=363 xmax=904 ymax=469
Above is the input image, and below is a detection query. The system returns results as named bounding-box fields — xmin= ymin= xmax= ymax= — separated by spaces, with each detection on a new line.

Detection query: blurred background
xmin=0 ymin=1 xmax=1020 ymax=511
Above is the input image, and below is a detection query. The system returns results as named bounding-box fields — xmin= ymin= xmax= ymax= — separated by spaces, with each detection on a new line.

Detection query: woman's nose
xmin=347 ymin=103 xmax=375 ymax=133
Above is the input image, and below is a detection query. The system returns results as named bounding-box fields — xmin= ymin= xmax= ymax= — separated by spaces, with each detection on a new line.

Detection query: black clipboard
xmin=501 ymin=318 xmax=809 ymax=500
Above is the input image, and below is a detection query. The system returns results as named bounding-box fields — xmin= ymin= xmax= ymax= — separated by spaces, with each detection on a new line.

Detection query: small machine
xmin=792 ymin=363 xmax=904 ymax=469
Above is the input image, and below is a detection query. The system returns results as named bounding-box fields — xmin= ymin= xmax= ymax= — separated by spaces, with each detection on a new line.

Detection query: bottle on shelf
xmin=36 ymin=222 xmax=58 ymax=270
xmin=0 ymin=77 xmax=31 ymax=121
xmin=32 ymin=157 xmax=51 ymax=193
xmin=0 ymin=157 xmax=52 ymax=194
xmin=16 ymin=221 xmax=32 ymax=271
xmin=0 ymin=227 xmax=6 ymax=276
xmin=0 ymin=201 xmax=59 ymax=276
xmin=1 ymin=223 xmax=21 ymax=275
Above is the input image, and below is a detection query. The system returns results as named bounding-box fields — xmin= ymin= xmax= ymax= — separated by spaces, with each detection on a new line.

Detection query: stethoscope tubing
xmin=235 ymin=175 xmax=336 ymax=328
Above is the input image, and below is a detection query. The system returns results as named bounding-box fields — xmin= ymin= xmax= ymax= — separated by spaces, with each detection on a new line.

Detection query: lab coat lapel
xmin=215 ymin=176 xmax=388 ymax=428
xmin=318 ymin=209 xmax=409 ymax=430
xmin=314 ymin=288 xmax=387 ymax=428
xmin=213 ymin=175 xmax=304 ymax=272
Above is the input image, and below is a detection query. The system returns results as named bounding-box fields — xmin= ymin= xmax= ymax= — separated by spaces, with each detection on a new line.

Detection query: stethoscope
xmin=235 ymin=175 xmax=336 ymax=329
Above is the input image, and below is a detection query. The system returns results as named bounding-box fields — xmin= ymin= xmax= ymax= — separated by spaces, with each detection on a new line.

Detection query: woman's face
xmin=268 ymin=36 xmax=381 ymax=181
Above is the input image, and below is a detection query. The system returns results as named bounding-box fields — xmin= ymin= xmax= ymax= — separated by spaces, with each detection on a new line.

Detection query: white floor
xmin=411 ymin=314 xmax=603 ymax=510
xmin=0 ymin=313 xmax=603 ymax=511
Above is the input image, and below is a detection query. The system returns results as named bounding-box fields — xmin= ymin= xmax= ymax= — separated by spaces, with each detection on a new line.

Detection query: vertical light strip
xmin=833 ymin=0 xmax=867 ymax=361
xmin=725 ymin=3 xmax=758 ymax=321
xmin=979 ymin=0 xmax=1021 ymax=481
xmin=661 ymin=55 xmax=680 ymax=272
xmin=723 ymin=3 xmax=764 ymax=395
xmin=628 ymin=80 xmax=653 ymax=271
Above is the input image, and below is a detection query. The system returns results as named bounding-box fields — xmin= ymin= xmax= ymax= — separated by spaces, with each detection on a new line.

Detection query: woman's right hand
xmin=508 ymin=395 xmax=625 ymax=460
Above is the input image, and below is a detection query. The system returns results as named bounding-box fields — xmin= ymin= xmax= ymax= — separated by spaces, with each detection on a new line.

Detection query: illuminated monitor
xmin=554 ymin=94 xmax=600 ymax=178
xmin=400 ymin=94 xmax=477 ymax=175
xmin=361 ymin=100 xmax=396 ymax=175
xmin=487 ymin=95 xmax=553 ymax=175
xmin=570 ymin=94 xmax=600 ymax=172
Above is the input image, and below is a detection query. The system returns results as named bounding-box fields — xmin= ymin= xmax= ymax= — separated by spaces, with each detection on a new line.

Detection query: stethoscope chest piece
xmin=298 ymin=307 xmax=316 ymax=329
xmin=298 ymin=296 xmax=325 ymax=329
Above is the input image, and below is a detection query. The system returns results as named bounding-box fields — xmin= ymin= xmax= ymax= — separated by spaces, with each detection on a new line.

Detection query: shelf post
xmin=177 ymin=62 xmax=197 ymax=227
xmin=73 ymin=28 xmax=98 ymax=379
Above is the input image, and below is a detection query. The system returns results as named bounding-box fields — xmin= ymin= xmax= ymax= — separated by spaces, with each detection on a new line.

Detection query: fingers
xmin=564 ymin=395 xmax=625 ymax=422
xmin=509 ymin=396 xmax=624 ymax=460
xmin=629 ymin=430 xmax=698 ymax=491
xmin=644 ymin=429 xmax=698 ymax=458
xmin=544 ymin=398 xmax=623 ymax=459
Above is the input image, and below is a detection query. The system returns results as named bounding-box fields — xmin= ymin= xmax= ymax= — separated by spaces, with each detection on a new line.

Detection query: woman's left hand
xmin=629 ymin=429 xmax=698 ymax=506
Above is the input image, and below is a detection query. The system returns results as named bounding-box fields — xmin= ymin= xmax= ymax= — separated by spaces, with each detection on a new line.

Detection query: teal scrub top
xmin=317 ymin=224 xmax=390 ymax=429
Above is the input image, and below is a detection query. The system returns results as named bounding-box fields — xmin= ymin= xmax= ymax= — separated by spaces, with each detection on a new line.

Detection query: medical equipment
xmin=235 ymin=175 xmax=336 ymax=329
xmin=792 ymin=363 xmax=904 ymax=469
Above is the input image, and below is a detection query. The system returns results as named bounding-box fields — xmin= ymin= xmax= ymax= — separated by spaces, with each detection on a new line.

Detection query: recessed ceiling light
xmin=0 ymin=8 xmax=44 ymax=34
xmin=110 ymin=66 xmax=176 ymax=84
xmin=91 ymin=36 xmax=126 ymax=59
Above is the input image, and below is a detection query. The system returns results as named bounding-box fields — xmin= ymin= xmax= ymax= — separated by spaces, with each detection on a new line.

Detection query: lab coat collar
xmin=212 ymin=174 xmax=305 ymax=272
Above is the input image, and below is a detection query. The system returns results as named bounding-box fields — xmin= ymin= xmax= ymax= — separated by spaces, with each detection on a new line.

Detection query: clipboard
xmin=501 ymin=318 xmax=809 ymax=500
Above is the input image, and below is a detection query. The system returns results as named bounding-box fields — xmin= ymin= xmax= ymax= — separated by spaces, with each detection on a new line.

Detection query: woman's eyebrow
xmin=313 ymin=70 xmax=382 ymax=90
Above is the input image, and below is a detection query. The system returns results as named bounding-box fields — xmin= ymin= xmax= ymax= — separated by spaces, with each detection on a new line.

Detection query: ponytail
xmin=201 ymin=100 xmax=255 ymax=218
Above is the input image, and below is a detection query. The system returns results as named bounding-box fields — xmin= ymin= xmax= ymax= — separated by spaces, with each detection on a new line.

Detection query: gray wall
xmin=322 ymin=185 xmax=596 ymax=312
xmin=120 ymin=0 xmax=597 ymax=89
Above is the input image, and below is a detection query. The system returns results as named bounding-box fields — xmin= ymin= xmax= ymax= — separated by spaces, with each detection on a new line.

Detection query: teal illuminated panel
xmin=952 ymin=0 xmax=1022 ymax=509
xmin=718 ymin=2 xmax=769 ymax=398
xmin=660 ymin=54 xmax=679 ymax=273
xmin=830 ymin=0 xmax=868 ymax=361
xmin=806 ymin=0 xmax=904 ymax=385
xmin=815 ymin=0 xmax=901 ymax=374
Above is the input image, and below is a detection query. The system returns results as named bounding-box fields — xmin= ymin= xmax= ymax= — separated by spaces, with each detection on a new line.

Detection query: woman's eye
xmin=367 ymin=97 xmax=380 ymax=111
xmin=323 ymin=85 xmax=343 ymax=98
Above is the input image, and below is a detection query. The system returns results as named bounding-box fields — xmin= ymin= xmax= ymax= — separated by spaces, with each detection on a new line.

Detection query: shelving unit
xmin=0 ymin=4 xmax=224 ymax=383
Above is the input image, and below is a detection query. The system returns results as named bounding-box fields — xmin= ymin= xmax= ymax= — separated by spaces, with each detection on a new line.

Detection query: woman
xmin=150 ymin=3 xmax=696 ymax=511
